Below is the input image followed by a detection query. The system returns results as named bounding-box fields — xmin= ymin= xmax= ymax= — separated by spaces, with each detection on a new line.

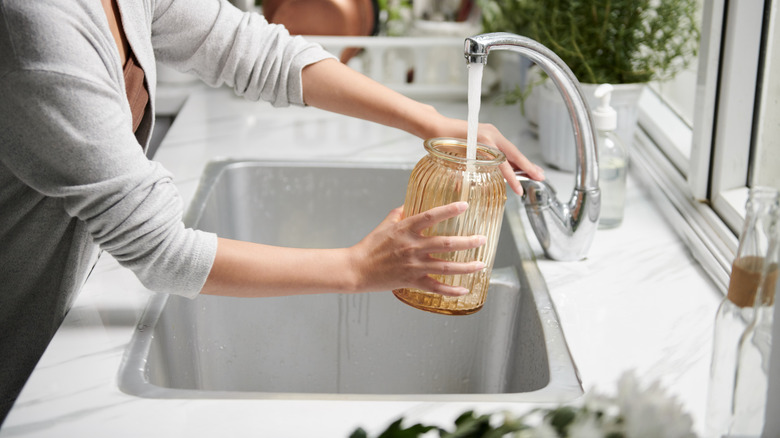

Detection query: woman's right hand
xmin=349 ymin=202 xmax=487 ymax=296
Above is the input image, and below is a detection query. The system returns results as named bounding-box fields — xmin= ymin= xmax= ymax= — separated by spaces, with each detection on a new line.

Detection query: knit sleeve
xmin=150 ymin=0 xmax=336 ymax=107
xmin=0 ymin=69 xmax=217 ymax=298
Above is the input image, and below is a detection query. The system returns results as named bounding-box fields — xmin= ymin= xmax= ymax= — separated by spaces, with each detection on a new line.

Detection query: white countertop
xmin=0 ymin=86 xmax=722 ymax=437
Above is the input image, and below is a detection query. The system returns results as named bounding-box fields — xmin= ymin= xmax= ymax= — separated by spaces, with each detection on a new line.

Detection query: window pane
xmin=643 ymin=0 xmax=705 ymax=170
xmin=649 ymin=0 xmax=704 ymax=130
xmin=750 ymin=1 xmax=780 ymax=191
xmin=650 ymin=66 xmax=699 ymax=129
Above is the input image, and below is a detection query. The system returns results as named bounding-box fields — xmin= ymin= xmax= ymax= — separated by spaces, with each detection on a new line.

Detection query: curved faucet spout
xmin=465 ymin=32 xmax=600 ymax=261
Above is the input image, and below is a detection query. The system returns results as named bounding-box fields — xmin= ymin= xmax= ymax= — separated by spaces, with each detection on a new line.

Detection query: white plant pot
xmin=537 ymin=79 xmax=644 ymax=172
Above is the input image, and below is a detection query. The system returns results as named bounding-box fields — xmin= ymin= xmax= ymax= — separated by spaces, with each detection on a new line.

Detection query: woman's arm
xmin=202 ymin=59 xmax=547 ymax=298
xmin=300 ymin=58 xmax=545 ymax=194
xmin=201 ymin=202 xmax=486 ymax=297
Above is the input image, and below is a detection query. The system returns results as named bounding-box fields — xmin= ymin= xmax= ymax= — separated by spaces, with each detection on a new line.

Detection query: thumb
xmin=382 ymin=206 xmax=404 ymax=225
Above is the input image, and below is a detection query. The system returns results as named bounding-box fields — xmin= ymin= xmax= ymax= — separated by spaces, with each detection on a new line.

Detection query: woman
xmin=0 ymin=0 xmax=544 ymax=423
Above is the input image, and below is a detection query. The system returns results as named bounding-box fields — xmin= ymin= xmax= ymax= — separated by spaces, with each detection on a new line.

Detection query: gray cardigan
xmin=0 ymin=0 xmax=333 ymax=418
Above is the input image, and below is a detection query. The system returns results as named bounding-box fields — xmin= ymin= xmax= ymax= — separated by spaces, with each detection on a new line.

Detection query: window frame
xmin=634 ymin=0 xmax=772 ymax=293
xmin=698 ymin=0 xmax=766 ymax=232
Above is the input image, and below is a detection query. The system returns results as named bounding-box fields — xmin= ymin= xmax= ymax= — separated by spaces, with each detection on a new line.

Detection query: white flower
xmin=567 ymin=415 xmax=603 ymax=438
xmin=531 ymin=419 xmax=561 ymax=438
xmin=582 ymin=391 xmax=621 ymax=419
xmin=615 ymin=371 xmax=696 ymax=438
xmin=360 ymin=371 xmax=697 ymax=438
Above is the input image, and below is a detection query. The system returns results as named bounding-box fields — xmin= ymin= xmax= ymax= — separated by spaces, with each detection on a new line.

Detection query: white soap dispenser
xmin=593 ymin=84 xmax=628 ymax=228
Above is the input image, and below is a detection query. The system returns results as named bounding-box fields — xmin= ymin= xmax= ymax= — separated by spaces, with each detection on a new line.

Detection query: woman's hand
xmin=300 ymin=59 xmax=543 ymax=194
xmin=349 ymin=202 xmax=487 ymax=296
xmin=475 ymin=121 xmax=546 ymax=195
xmin=201 ymin=202 xmax=485 ymax=298
xmin=421 ymin=114 xmax=546 ymax=195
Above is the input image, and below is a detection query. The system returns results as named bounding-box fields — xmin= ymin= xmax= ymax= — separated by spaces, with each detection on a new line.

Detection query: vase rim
xmin=423 ymin=137 xmax=506 ymax=167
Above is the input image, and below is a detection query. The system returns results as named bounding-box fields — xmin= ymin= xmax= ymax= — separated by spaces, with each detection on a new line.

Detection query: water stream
xmin=466 ymin=63 xmax=483 ymax=160
xmin=459 ymin=62 xmax=484 ymax=206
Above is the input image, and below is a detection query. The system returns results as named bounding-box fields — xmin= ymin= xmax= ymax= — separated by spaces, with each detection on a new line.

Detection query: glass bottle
xmin=593 ymin=84 xmax=629 ymax=229
xmin=705 ymin=187 xmax=780 ymax=438
xmin=393 ymin=137 xmax=507 ymax=315
xmin=730 ymin=196 xmax=779 ymax=436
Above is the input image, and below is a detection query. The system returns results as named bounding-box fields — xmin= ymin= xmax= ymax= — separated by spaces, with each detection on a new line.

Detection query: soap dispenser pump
xmin=593 ymin=84 xmax=628 ymax=228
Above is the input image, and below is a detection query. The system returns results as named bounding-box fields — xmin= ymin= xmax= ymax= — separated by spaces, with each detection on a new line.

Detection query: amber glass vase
xmin=393 ymin=138 xmax=507 ymax=315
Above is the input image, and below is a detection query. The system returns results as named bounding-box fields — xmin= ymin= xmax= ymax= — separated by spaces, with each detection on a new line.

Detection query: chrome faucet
xmin=465 ymin=32 xmax=600 ymax=261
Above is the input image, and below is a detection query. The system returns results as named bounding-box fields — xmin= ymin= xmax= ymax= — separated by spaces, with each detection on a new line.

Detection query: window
xmin=634 ymin=0 xmax=777 ymax=292
xmin=751 ymin=4 xmax=780 ymax=191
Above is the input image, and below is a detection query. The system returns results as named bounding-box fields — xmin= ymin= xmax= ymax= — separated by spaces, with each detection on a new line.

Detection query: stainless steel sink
xmin=118 ymin=160 xmax=582 ymax=402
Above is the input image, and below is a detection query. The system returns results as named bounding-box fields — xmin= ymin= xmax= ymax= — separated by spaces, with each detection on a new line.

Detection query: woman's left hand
xmin=474 ymin=121 xmax=545 ymax=195
xmin=300 ymin=59 xmax=544 ymax=194
xmin=422 ymin=114 xmax=545 ymax=195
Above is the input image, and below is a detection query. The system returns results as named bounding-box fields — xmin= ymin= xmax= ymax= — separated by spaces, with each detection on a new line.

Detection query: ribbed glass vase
xmin=393 ymin=137 xmax=507 ymax=315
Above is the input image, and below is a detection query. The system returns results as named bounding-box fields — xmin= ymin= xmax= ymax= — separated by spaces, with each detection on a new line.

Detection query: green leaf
xmin=379 ymin=423 xmax=438 ymax=438
xmin=546 ymin=406 xmax=577 ymax=436
xmin=351 ymin=418 xmax=437 ymax=438
xmin=477 ymin=0 xmax=700 ymax=84
xmin=350 ymin=428 xmax=369 ymax=438
xmin=441 ymin=411 xmax=495 ymax=438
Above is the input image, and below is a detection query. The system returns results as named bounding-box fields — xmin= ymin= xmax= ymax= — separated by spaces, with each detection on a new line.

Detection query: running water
xmin=466 ymin=63 xmax=484 ymax=161
xmin=460 ymin=62 xmax=483 ymax=204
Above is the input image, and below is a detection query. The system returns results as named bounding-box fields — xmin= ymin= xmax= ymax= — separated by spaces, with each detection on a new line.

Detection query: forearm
xmin=201 ymin=237 xmax=360 ymax=298
xmin=300 ymin=58 xmax=545 ymax=193
xmin=300 ymin=58 xmax=450 ymax=139
xmin=200 ymin=203 xmax=486 ymax=298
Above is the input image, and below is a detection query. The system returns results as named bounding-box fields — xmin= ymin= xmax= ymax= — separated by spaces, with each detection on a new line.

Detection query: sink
xmin=118 ymin=160 xmax=582 ymax=402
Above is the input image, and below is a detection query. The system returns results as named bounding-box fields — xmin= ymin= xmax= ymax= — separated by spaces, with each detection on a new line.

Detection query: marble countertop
xmin=0 ymin=86 xmax=722 ymax=437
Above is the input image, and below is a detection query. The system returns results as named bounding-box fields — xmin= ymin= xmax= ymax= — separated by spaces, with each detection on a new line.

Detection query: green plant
xmin=377 ymin=0 xmax=413 ymax=36
xmin=350 ymin=411 xmax=529 ymax=438
xmin=350 ymin=372 xmax=696 ymax=437
xmin=478 ymin=0 xmax=700 ymax=84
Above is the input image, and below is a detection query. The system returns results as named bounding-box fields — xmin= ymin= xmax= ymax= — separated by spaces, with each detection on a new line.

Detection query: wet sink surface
xmin=119 ymin=160 xmax=581 ymax=402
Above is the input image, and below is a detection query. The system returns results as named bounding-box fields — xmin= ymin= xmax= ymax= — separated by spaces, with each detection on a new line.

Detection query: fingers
xmin=500 ymin=161 xmax=524 ymax=196
xmin=477 ymin=123 xmax=545 ymax=195
xmin=383 ymin=203 xmax=489 ymax=297
xmin=500 ymin=141 xmax=545 ymax=181
xmin=423 ymin=259 xmax=486 ymax=276
xmin=406 ymin=201 xmax=468 ymax=234
xmin=417 ymin=276 xmax=471 ymax=297
xmin=425 ymin=234 xmax=486 ymax=253
xmin=379 ymin=205 xmax=404 ymax=226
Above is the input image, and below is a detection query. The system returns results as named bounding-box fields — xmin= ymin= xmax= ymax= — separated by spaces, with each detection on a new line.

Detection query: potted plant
xmin=478 ymin=0 xmax=700 ymax=171
xmin=351 ymin=371 xmax=697 ymax=437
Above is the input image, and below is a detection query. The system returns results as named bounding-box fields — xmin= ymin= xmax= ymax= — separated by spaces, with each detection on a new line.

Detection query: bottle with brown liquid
xmin=705 ymin=187 xmax=780 ymax=438
xmin=731 ymin=198 xmax=779 ymax=436
xmin=392 ymin=138 xmax=507 ymax=315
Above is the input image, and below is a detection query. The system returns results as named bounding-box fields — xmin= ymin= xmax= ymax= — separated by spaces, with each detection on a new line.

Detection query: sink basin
xmin=119 ymin=160 xmax=581 ymax=402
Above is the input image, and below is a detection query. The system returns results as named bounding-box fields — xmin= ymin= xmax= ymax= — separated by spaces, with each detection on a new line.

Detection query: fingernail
xmin=455 ymin=201 xmax=469 ymax=211
xmin=474 ymin=261 xmax=486 ymax=270
xmin=476 ymin=235 xmax=487 ymax=246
